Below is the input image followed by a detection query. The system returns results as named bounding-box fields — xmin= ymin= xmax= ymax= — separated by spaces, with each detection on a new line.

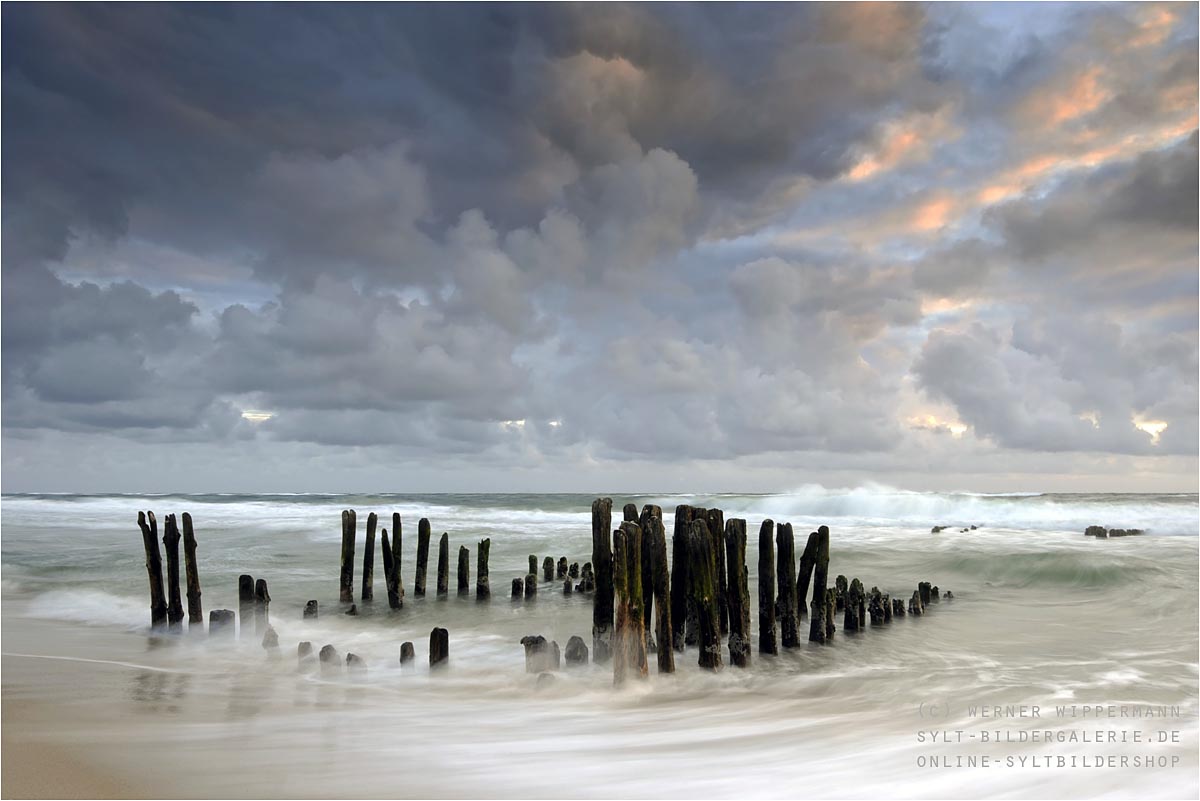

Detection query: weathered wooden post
xmin=542 ymin=556 xmax=554 ymax=582
xmin=634 ymin=511 xmax=668 ymax=673
xmin=892 ymin=597 xmax=906 ymax=617
xmin=808 ymin=526 xmax=830 ymax=644
xmin=725 ymin=518 xmax=751 ymax=668
xmin=429 ymin=627 xmax=449 ymax=669
xmin=511 ymin=577 xmax=524 ymax=600
xmin=414 ymin=518 xmax=431 ymax=597
xmin=684 ymin=507 xmax=709 ymax=646
xmin=304 ymin=600 xmax=318 ymax=619
xmin=796 ymin=531 xmax=818 ymax=621
xmin=776 ymin=522 xmax=798 ymax=647
xmin=758 ymin=519 xmax=777 ymax=654
xmin=918 ymin=582 xmax=932 ymax=607
xmin=909 ymin=589 xmax=924 ymax=616
xmin=868 ymin=587 xmax=887 ymax=626
xmin=623 ymin=503 xmax=638 ymax=522
xmin=362 ymin=513 xmax=377 ymax=602
xmin=638 ymin=508 xmax=655 ymax=652
xmin=557 ymin=557 xmax=568 ymax=579
xmin=392 ymin=513 xmax=405 ymax=604
xmin=381 ymin=530 xmax=400 ymax=609
xmin=137 ymin=511 xmax=168 ymax=629
xmin=706 ymin=509 xmax=728 ymax=636
xmin=180 ymin=512 xmax=203 ymax=627
xmin=298 ymin=641 xmax=315 ymax=671
xmin=563 ymin=579 xmax=572 ymax=594
xmin=521 ymin=635 xmax=556 ymax=673
xmin=528 ymin=555 xmax=538 ymax=577
xmin=524 ymin=572 xmax=538 ymax=599
xmin=346 ymin=653 xmax=366 ymax=674
xmin=569 ymin=562 xmax=580 ymax=579
xmin=687 ymin=520 xmax=721 ymax=670
xmin=930 ymin=585 xmax=940 ymax=603
xmin=592 ymin=497 xmax=614 ymax=663
xmin=824 ymin=587 xmax=837 ymax=640
xmin=162 ymin=514 xmax=184 ymax=630
xmin=613 ymin=520 xmax=648 ymax=685
xmin=340 ymin=510 xmax=356 ymax=603
xmin=262 ymin=625 xmax=279 ymax=657
xmin=844 ymin=578 xmax=864 ymax=632
xmin=476 ymin=538 xmax=491 ymax=600
xmin=238 ymin=574 xmax=255 ymax=638
xmin=565 ymin=635 xmax=589 ymax=666
xmin=400 ymin=641 xmax=415 ymax=669
xmin=254 ymin=579 xmax=270 ymax=637
xmin=669 ymin=505 xmax=693 ymax=651
xmin=436 ymin=533 xmax=450 ymax=597
xmin=457 ymin=546 xmax=470 ymax=596
xmin=209 ymin=609 xmax=235 ymax=638
xmin=319 ymin=644 xmax=340 ymax=675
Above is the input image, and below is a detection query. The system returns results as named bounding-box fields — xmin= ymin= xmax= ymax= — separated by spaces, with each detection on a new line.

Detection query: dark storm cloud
xmin=1 ymin=2 xmax=1196 ymax=491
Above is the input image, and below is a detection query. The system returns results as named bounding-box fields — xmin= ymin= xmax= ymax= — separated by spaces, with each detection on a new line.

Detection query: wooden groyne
xmin=134 ymin=502 xmax=953 ymax=681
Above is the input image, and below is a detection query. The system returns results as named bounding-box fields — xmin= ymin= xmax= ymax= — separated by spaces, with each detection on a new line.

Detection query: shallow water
xmin=3 ymin=489 xmax=1198 ymax=798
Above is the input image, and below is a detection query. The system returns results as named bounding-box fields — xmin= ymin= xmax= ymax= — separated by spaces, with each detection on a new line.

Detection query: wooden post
xmin=524 ymin=572 xmax=538 ymax=599
xmin=844 ymin=578 xmax=864 ymax=632
xmin=429 ymin=627 xmax=449 ymax=669
xmin=683 ymin=507 xmax=708 ymax=646
xmin=304 ymin=600 xmax=318 ymax=619
xmin=569 ymin=562 xmax=580 ymax=579
xmin=563 ymin=579 xmax=572 ymax=594
xmin=758 ymin=519 xmax=777 ymax=654
xmin=162 ymin=514 xmax=184 ymax=630
xmin=725 ymin=518 xmax=751 ymax=668
xmin=392 ymin=513 xmax=405 ymax=605
xmin=892 ymin=597 xmax=906 ymax=617
xmin=909 ymin=589 xmax=924 ymax=616
xmin=637 ymin=506 xmax=673 ymax=673
xmin=476 ymin=538 xmax=491 ymax=600
xmin=339 ymin=510 xmax=356 ymax=603
xmin=381 ymin=530 xmax=401 ymax=609
xmin=436 ymin=532 xmax=450 ymax=597
xmin=591 ymin=497 xmax=614 ymax=663
xmin=613 ymin=520 xmax=648 ymax=685
xmin=262 ymin=625 xmax=279 ymax=656
xmin=808 ymin=526 xmax=830 ymax=643
xmin=776 ymin=522 xmax=798 ymax=647
xmin=208 ymin=609 xmax=235 ymax=638
xmin=414 ymin=518 xmax=430 ymax=597
xmin=457 ymin=546 xmax=470 ymax=596
xmin=298 ymin=641 xmax=315 ymax=671
xmin=238 ymin=574 xmax=255 ymax=638
xmin=319 ymin=644 xmax=340 ymax=675
xmin=138 ymin=511 xmax=167 ymax=629
xmin=565 ymin=635 xmax=589 ymax=666
xmin=400 ymin=641 xmax=415 ymax=668
xmin=180 ymin=513 xmax=203 ymax=627
xmin=824 ymin=587 xmax=837 ymax=640
xmin=557 ymin=557 xmax=568 ymax=579
xmin=346 ymin=653 xmax=366 ymax=674
xmin=869 ymin=587 xmax=887 ymax=626
xmin=542 ymin=556 xmax=554 ymax=582
xmin=835 ymin=575 xmax=848 ymax=611
xmin=687 ymin=520 xmax=721 ymax=670
xmin=254 ymin=579 xmax=270 ymax=638
xmin=511 ymin=577 xmax=524 ymax=600
xmin=521 ymin=635 xmax=556 ymax=673
xmin=796 ymin=531 xmax=818 ymax=621
xmin=362 ymin=513 xmax=377 ymax=602
xmin=918 ymin=582 xmax=932 ymax=607
xmin=669 ymin=504 xmax=693 ymax=651
xmin=705 ymin=509 xmax=728 ymax=636
xmin=623 ymin=503 xmax=638 ymax=522
xmin=528 ymin=555 xmax=538 ymax=577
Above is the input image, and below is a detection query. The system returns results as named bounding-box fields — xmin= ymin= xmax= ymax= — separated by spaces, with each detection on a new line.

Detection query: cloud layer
xmin=3 ymin=3 xmax=1196 ymax=492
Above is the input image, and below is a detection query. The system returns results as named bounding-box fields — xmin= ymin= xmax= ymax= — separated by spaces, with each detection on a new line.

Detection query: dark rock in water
xmin=563 ymin=579 xmax=573 ymax=595
xmin=565 ymin=635 xmax=589 ymax=666
xmin=931 ymin=525 xmax=948 ymax=533
xmin=892 ymin=597 xmax=906 ymax=617
xmin=511 ymin=577 xmax=524 ymax=600
xmin=400 ymin=641 xmax=415 ymax=667
xmin=1085 ymin=525 xmax=1107 ymax=537
xmin=346 ymin=653 xmax=366 ymax=673
xmin=319 ymin=644 xmax=340 ymax=674
xmin=1109 ymin=528 xmax=1144 ymax=538
xmin=943 ymin=590 xmax=954 ymax=601
xmin=524 ymin=572 xmax=538 ymax=599
xmin=429 ymin=627 xmax=449 ymax=669
xmin=303 ymin=600 xmax=319 ymax=619
xmin=970 ymin=525 xmax=978 ymax=530
xmin=521 ymin=634 xmax=556 ymax=673
xmin=344 ymin=604 xmax=358 ymax=616
xmin=569 ymin=562 xmax=580 ymax=579
xmin=908 ymin=591 xmax=923 ymax=617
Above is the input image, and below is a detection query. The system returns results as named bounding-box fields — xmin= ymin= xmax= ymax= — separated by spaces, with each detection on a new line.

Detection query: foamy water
xmin=3 ymin=489 xmax=1197 ymax=798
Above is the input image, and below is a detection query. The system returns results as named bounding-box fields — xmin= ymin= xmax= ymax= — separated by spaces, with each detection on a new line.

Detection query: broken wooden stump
xmin=918 ymin=581 xmax=932 ymax=608
xmin=429 ymin=627 xmax=449 ymax=669
xmin=340 ymin=510 xmax=356 ymax=603
xmin=569 ymin=562 xmax=580 ymax=579
xmin=458 ymin=545 xmax=470 ymax=596
xmin=613 ymin=520 xmax=648 ymax=685
xmin=824 ymin=587 xmax=837 ymax=640
xmin=892 ymin=597 xmax=906 ymax=618
xmin=209 ymin=609 xmax=235 ymax=638
xmin=844 ymin=578 xmax=865 ymax=632
xmin=511 ymin=577 xmax=524 ymax=600
xmin=868 ymin=587 xmax=887 ymax=626
xmin=521 ymin=635 xmax=558 ymax=673
xmin=528 ymin=555 xmax=538 ymax=577
xmin=436 ymin=532 xmax=450 ymax=597
xmin=758 ymin=519 xmax=778 ymax=654
xmin=565 ymin=635 xmax=589 ymax=666
xmin=943 ymin=590 xmax=954 ymax=601
xmin=344 ymin=603 xmax=358 ymax=616
xmin=641 ymin=505 xmax=673 ymax=674
xmin=304 ymin=600 xmax=318 ymax=619
xmin=180 ymin=512 xmax=203 ymax=628
xmin=808 ymin=526 xmax=830 ymax=644
xmin=591 ymin=497 xmax=614 ymax=663
xmin=346 ymin=653 xmax=366 ymax=675
xmin=623 ymin=503 xmax=638 ymax=522
xmin=262 ymin=625 xmax=279 ymax=657
xmin=908 ymin=590 xmax=924 ymax=616
xmin=687 ymin=519 xmax=721 ymax=671
xmin=563 ymin=579 xmax=572 ymax=594
xmin=725 ymin=518 xmax=751 ymax=668
xmin=542 ymin=556 xmax=554 ymax=582
xmin=400 ymin=641 xmax=415 ymax=668
xmin=524 ymin=572 xmax=538 ymax=599
xmin=254 ymin=578 xmax=271 ymax=638
xmin=835 ymin=574 xmax=848 ymax=611
xmin=776 ymin=522 xmax=799 ymax=648
xmin=362 ymin=513 xmax=377 ymax=602
xmin=319 ymin=644 xmax=340 ymax=675
xmin=557 ymin=557 xmax=568 ymax=579
xmin=138 ymin=511 xmax=168 ymax=629
xmin=238 ymin=574 xmax=255 ymax=638
xmin=476 ymin=538 xmax=491 ymax=600
xmin=414 ymin=518 xmax=431 ymax=597
xmin=580 ymin=562 xmax=596 ymax=592
xmin=298 ymin=641 xmax=315 ymax=671
xmin=796 ymin=530 xmax=818 ymax=621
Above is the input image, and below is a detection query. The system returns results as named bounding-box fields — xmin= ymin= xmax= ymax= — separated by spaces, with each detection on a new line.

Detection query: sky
xmin=2 ymin=2 xmax=1197 ymax=494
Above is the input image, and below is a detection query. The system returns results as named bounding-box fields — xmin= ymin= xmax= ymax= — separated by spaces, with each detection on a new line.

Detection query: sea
xmin=2 ymin=487 xmax=1197 ymax=798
